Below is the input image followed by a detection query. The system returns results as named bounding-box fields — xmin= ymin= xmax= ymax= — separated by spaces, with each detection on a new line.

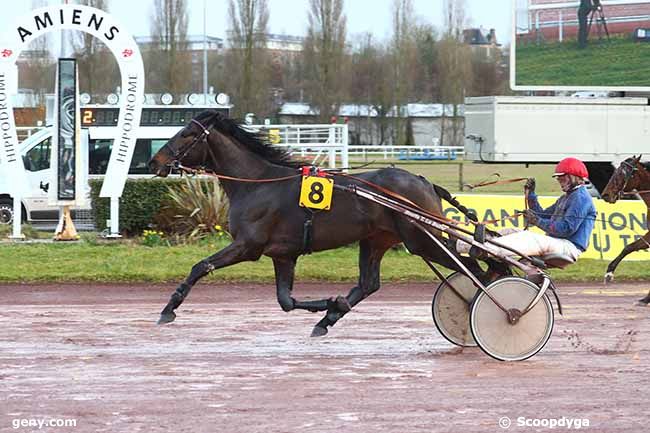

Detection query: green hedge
xmin=89 ymin=178 xmax=186 ymax=235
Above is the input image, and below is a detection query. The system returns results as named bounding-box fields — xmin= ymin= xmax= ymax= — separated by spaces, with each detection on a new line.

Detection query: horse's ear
xmin=635 ymin=154 xmax=643 ymax=163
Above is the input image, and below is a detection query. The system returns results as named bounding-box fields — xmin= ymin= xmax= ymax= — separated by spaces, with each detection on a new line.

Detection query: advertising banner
xmin=54 ymin=59 xmax=78 ymax=202
xmin=443 ymin=195 xmax=648 ymax=260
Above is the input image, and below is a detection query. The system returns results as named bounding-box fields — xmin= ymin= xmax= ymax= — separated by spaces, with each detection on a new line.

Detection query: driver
xmin=457 ymin=157 xmax=597 ymax=262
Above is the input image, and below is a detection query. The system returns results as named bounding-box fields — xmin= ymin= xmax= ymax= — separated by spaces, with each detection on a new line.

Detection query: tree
xmin=346 ymin=33 xmax=391 ymax=144
xmin=438 ymin=0 xmax=472 ymax=146
xmin=303 ymin=0 xmax=347 ymax=123
xmin=389 ymin=0 xmax=417 ymax=145
xmin=412 ymin=24 xmax=440 ymax=102
xmin=18 ymin=0 xmax=56 ymax=105
xmin=147 ymin=0 xmax=191 ymax=96
xmin=71 ymin=0 xmax=119 ymax=97
xmin=224 ymin=0 xmax=271 ymax=118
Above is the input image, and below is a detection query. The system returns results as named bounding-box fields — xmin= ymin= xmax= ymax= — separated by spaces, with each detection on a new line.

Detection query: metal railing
xmin=521 ymin=0 xmax=650 ymax=42
xmin=247 ymin=123 xmax=349 ymax=169
xmin=347 ymin=145 xmax=463 ymax=161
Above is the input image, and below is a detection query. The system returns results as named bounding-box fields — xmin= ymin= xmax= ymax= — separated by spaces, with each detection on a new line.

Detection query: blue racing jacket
xmin=527 ymin=185 xmax=597 ymax=251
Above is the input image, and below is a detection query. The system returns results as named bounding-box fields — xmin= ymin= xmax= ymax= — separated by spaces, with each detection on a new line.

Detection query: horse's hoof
xmin=635 ymin=299 xmax=650 ymax=307
xmin=604 ymin=272 xmax=614 ymax=284
xmin=310 ymin=326 xmax=328 ymax=337
xmin=157 ymin=311 xmax=177 ymax=325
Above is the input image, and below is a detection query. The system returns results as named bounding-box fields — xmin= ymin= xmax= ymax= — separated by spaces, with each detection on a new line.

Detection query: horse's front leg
xmin=273 ymin=257 xmax=351 ymax=313
xmin=311 ymin=237 xmax=392 ymax=337
xmin=158 ymin=241 xmax=262 ymax=324
xmin=604 ymin=233 xmax=650 ymax=285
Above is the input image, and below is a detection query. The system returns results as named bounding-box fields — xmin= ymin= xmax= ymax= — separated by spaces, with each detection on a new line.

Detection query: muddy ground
xmin=1 ymin=281 xmax=649 ymax=432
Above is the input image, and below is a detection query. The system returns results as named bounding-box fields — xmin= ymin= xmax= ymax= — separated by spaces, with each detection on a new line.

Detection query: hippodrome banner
xmin=0 ymin=5 xmax=144 ymax=198
xmin=443 ymin=195 xmax=648 ymax=261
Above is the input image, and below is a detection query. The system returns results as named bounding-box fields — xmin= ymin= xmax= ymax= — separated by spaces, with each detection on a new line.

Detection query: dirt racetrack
xmin=1 ymin=281 xmax=649 ymax=433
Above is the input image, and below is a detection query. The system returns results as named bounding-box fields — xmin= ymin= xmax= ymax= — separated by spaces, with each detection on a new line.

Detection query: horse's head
xmin=149 ymin=111 xmax=217 ymax=177
xmin=601 ymin=155 xmax=643 ymax=203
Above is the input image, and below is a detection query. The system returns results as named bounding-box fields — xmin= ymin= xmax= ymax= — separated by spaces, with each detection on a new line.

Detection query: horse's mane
xmin=197 ymin=110 xmax=304 ymax=169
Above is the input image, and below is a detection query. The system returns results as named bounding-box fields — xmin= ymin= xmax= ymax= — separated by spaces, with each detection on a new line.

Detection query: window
xmin=89 ymin=139 xmax=113 ymax=175
xmin=151 ymin=140 xmax=167 ymax=156
xmin=89 ymin=139 xmax=159 ymax=175
xmin=130 ymin=140 xmax=153 ymax=174
xmin=23 ymin=138 xmax=52 ymax=172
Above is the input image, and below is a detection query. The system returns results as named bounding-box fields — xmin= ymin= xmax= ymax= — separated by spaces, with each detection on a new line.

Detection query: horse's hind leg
xmin=158 ymin=241 xmax=262 ymax=324
xmin=605 ymin=233 xmax=650 ymax=286
xmin=311 ymin=236 xmax=396 ymax=337
xmin=273 ymin=257 xmax=351 ymax=313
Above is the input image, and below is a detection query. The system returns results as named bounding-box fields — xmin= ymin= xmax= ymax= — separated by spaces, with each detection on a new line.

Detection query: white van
xmin=0 ymin=104 xmax=229 ymax=226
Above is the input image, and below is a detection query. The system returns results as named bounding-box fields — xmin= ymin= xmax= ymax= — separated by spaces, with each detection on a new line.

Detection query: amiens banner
xmin=442 ymin=195 xmax=648 ymax=261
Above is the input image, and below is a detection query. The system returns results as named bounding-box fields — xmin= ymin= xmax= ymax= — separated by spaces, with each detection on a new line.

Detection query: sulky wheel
xmin=432 ymin=272 xmax=479 ymax=347
xmin=470 ymin=277 xmax=554 ymax=362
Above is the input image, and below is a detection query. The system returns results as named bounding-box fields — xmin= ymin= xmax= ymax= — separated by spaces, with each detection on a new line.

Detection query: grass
xmin=0 ymin=239 xmax=648 ymax=284
xmin=515 ymin=35 xmax=650 ymax=87
xmin=0 ymin=160 xmax=642 ymax=284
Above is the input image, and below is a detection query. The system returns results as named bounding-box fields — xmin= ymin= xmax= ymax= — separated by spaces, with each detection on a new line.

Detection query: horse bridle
xmin=616 ymin=159 xmax=639 ymax=199
xmin=167 ymin=117 xmax=213 ymax=170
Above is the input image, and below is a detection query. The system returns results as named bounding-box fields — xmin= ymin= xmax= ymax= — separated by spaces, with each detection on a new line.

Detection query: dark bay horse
xmin=149 ymin=110 xmax=482 ymax=336
xmin=601 ymin=155 xmax=650 ymax=304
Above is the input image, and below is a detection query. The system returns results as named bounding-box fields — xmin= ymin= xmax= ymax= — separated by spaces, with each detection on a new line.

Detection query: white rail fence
xmin=247 ymin=123 xmax=349 ymax=168
xmin=18 ymin=124 xmax=463 ymax=170
xmin=519 ymin=0 xmax=650 ymax=42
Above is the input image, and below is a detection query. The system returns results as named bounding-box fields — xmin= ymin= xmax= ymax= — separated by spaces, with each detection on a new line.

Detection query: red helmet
xmin=553 ymin=157 xmax=589 ymax=178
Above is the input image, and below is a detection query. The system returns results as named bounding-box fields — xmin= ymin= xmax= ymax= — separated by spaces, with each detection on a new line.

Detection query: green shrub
xmin=89 ymin=177 xmax=230 ymax=237
xmin=89 ymin=178 xmax=186 ymax=235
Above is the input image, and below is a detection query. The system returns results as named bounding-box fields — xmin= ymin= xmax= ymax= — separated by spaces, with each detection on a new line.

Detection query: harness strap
xmin=302 ymin=209 xmax=315 ymax=255
xmin=336 ymin=172 xmax=477 ymax=230
xmin=336 ymin=172 xmax=422 ymax=209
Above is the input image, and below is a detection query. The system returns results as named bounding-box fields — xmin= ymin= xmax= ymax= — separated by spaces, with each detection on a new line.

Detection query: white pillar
xmin=107 ymin=196 xmax=121 ymax=238
xmin=328 ymin=126 xmax=336 ymax=168
xmin=341 ymin=124 xmax=349 ymax=171
xmin=9 ymin=195 xmax=23 ymax=240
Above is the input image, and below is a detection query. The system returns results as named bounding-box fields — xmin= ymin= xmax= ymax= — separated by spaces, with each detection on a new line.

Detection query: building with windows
xmin=463 ymin=27 xmax=500 ymax=58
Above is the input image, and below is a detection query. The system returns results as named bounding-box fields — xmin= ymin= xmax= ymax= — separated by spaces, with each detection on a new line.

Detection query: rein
xmin=462 ymin=175 xmax=530 ymax=226
xmin=464 ymin=176 xmax=528 ymax=190
xmin=172 ymin=162 xmax=302 ymax=183
xmin=621 ymin=190 xmax=650 ymax=196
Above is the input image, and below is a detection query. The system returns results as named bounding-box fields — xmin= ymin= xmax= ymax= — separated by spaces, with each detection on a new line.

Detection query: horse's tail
xmin=432 ymin=183 xmax=478 ymax=223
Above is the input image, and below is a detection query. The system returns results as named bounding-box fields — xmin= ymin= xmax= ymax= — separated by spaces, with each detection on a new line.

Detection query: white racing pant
xmin=456 ymin=228 xmax=582 ymax=261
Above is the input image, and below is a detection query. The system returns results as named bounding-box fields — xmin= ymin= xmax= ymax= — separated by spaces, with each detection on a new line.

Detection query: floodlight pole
xmin=203 ymin=0 xmax=208 ymax=104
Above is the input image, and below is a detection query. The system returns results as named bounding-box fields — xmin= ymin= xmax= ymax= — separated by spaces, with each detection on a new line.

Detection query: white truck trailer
xmin=463 ymin=96 xmax=650 ymax=192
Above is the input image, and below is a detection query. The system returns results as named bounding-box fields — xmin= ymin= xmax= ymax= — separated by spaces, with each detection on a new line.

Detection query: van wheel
xmin=0 ymin=198 xmax=18 ymax=225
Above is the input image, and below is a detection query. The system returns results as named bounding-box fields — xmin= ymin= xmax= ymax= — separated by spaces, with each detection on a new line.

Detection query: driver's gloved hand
xmin=525 ymin=178 xmax=536 ymax=193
